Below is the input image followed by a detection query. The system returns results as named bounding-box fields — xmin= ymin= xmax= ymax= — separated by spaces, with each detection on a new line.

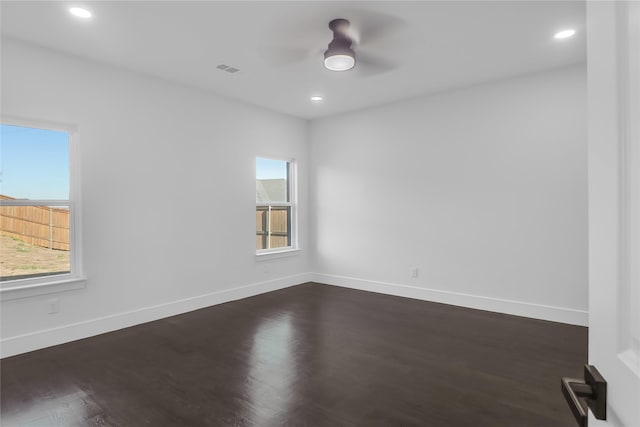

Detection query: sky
xmin=256 ymin=157 xmax=287 ymax=180
xmin=0 ymin=124 xmax=70 ymax=200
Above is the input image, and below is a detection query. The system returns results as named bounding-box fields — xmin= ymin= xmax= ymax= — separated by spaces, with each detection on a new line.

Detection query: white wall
xmin=309 ymin=65 xmax=588 ymax=325
xmin=1 ymin=39 xmax=310 ymax=356
xmin=1 ymin=38 xmax=588 ymax=357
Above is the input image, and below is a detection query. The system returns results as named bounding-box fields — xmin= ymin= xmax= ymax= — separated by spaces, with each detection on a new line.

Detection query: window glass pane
xmin=256 ymin=158 xmax=289 ymax=203
xmin=0 ymin=124 xmax=69 ymax=200
xmin=255 ymin=206 xmax=290 ymax=250
xmin=269 ymin=206 xmax=290 ymax=248
xmin=256 ymin=206 xmax=268 ymax=250
xmin=1 ymin=124 xmax=72 ymax=282
xmin=0 ymin=203 xmax=71 ymax=281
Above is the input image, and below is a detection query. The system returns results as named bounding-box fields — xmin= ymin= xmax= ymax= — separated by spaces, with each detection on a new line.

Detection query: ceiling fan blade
xmin=260 ymin=46 xmax=322 ymax=67
xmin=338 ymin=9 xmax=408 ymax=46
xmin=354 ymin=51 xmax=399 ymax=77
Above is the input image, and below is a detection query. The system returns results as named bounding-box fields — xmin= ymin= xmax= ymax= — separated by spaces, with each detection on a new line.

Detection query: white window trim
xmin=255 ymin=247 xmax=301 ymax=261
xmin=0 ymin=117 xmax=86 ymax=300
xmin=255 ymin=157 xmax=298 ymax=256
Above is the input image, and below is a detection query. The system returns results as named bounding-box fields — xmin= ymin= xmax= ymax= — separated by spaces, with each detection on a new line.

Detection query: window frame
xmin=255 ymin=156 xmax=298 ymax=256
xmin=0 ymin=117 xmax=85 ymax=300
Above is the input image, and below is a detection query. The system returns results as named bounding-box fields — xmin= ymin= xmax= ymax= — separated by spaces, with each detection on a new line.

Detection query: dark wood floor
xmin=1 ymin=283 xmax=587 ymax=426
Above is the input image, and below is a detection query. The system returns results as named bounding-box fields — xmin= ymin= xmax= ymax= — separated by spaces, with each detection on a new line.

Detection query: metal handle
xmin=561 ymin=365 xmax=607 ymax=427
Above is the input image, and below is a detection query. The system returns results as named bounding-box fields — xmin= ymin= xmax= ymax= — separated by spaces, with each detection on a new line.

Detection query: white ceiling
xmin=1 ymin=1 xmax=586 ymax=120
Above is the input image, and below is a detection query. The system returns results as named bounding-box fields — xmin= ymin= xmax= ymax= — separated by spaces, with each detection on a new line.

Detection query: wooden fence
xmin=256 ymin=206 xmax=290 ymax=250
xmin=0 ymin=195 xmax=70 ymax=251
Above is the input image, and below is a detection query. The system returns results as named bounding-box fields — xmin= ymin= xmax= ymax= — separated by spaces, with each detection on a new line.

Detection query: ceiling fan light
xmin=324 ymin=53 xmax=355 ymax=71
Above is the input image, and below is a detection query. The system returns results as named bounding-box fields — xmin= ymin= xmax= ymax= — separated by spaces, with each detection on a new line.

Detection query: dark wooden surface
xmin=1 ymin=283 xmax=587 ymax=426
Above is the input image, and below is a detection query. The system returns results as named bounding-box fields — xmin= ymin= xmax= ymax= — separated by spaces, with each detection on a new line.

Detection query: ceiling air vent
xmin=217 ymin=64 xmax=240 ymax=74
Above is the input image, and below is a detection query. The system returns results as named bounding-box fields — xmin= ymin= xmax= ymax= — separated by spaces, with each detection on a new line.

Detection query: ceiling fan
xmin=264 ymin=10 xmax=406 ymax=77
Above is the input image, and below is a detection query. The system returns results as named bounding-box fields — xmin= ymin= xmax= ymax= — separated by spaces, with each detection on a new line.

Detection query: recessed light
xmin=554 ymin=29 xmax=576 ymax=39
xmin=311 ymin=96 xmax=323 ymax=102
xmin=69 ymin=7 xmax=92 ymax=18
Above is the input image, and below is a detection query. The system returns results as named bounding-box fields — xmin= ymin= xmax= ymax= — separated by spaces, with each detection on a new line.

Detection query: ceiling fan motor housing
xmin=324 ymin=37 xmax=355 ymax=60
xmin=324 ymin=18 xmax=356 ymax=69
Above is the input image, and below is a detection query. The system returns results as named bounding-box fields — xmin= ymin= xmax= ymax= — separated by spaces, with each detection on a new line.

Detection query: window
xmin=0 ymin=122 xmax=82 ymax=291
xmin=256 ymin=157 xmax=296 ymax=253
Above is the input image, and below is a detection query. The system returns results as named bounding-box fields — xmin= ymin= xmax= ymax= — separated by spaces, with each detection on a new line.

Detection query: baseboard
xmin=1 ymin=273 xmax=311 ymax=358
xmin=310 ymin=273 xmax=588 ymax=326
xmin=1 ymin=272 xmax=587 ymax=358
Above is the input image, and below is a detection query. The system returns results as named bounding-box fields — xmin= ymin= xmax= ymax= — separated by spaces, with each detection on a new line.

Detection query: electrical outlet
xmin=48 ymin=298 xmax=59 ymax=314
xmin=411 ymin=268 xmax=419 ymax=278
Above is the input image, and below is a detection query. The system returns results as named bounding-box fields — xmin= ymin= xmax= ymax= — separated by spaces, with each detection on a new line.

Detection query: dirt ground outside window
xmin=0 ymin=232 xmax=70 ymax=280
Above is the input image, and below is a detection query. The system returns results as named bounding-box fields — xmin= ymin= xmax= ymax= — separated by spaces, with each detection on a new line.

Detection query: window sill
xmin=0 ymin=276 xmax=87 ymax=301
xmin=255 ymin=248 xmax=301 ymax=261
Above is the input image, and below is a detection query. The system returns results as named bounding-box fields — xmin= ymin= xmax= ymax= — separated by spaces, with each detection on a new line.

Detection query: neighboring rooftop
xmin=256 ymin=179 xmax=286 ymax=203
